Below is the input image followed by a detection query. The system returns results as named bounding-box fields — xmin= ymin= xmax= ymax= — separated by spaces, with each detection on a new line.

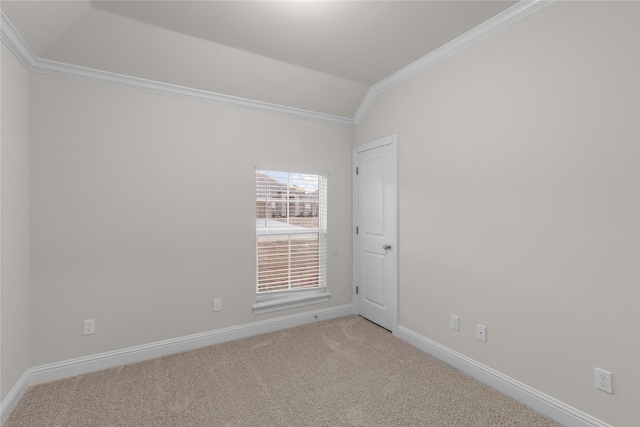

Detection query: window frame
xmin=252 ymin=168 xmax=331 ymax=314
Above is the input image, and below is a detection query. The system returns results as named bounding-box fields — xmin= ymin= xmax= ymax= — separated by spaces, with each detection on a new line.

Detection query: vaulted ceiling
xmin=1 ymin=1 xmax=522 ymax=123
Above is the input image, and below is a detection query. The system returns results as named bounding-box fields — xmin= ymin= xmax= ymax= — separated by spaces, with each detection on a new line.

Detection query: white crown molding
xmin=351 ymin=86 xmax=378 ymax=127
xmin=395 ymin=325 xmax=610 ymax=427
xmin=0 ymin=9 xmax=38 ymax=71
xmin=0 ymin=11 xmax=354 ymax=128
xmin=352 ymin=0 xmax=555 ymax=125
xmin=0 ymin=304 xmax=354 ymax=424
xmin=2 ymin=1 xmax=553 ymax=128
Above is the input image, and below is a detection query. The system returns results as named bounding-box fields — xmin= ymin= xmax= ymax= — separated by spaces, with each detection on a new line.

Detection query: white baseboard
xmin=9 ymin=308 xmax=601 ymax=427
xmin=0 ymin=370 xmax=30 ymax=426
xmin=395 ymin=325 xmax=610 ymax=427
xmin=1 ymin=304 xmax=354 ymax=425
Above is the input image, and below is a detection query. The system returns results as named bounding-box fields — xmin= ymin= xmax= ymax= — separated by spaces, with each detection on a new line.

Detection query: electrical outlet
xmin=450 ymin=315 xmax=459 ymax=331
xmin=83 ymin=319 xmax=95 ymax=335
xmin=213 ymin=299 xmax=222 ymax=312
xmin=595 ymin=368 xmax=612 ymax=394
xmin=476 ymin=324 xmax=486 ymax=342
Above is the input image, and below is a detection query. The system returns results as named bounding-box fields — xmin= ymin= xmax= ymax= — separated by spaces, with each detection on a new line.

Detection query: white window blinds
xmin=256 ymin=170 xmax=327 ymax=294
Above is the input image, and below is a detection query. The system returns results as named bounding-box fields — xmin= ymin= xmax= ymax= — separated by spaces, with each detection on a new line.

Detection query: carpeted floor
xmin=6 ymin=315 xmax=562 ymax=426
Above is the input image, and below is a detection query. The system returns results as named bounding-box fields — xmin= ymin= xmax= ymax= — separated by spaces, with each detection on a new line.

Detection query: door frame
xmin=352 ymin=133 xmax=398 ymax=332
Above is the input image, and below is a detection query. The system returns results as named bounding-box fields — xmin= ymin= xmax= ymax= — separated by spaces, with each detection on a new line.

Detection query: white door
xmin=353 ymin=134 xmax=397 ymax=332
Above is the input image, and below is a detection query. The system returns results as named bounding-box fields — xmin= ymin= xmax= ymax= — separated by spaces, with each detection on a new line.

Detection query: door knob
xmin=383 ymin=244 xmax=392 ymax=251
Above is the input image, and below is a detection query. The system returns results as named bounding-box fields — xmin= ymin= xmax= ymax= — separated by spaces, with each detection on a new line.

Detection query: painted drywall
xmin=28 ymin=72 xmax=353 ymax=367
xmin=37 ymin=7 xmax=369 ymax=118
xmin=1 ymin=44 xmax=30 ymax=400
xmin=354 ymin=2 xmax=639 ymax=426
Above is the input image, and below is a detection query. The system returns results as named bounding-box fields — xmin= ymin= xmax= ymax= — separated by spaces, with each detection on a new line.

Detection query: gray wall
xmin=2 ymin=2 xmax=639 ymax=425
xmin=1 ymin=44 xmax=30 ymax=400
xmin=28 ymin=72 xmax=353 ymax=366
xmin=354 ymin=2 xmax=639 ymax=425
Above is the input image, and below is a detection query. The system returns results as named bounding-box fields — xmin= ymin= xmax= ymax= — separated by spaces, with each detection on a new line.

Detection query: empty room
xmin=1 ymin=1 xmax=638 ymax=426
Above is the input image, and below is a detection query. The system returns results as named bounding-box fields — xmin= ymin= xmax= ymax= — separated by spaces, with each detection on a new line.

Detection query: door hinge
xmin=356 ymin=167 xmax=359 ymax=175
xmin=356 ymin=286 xmax=359 ymax=295
xmin=356 ymin=226 xmax=359 ymax=235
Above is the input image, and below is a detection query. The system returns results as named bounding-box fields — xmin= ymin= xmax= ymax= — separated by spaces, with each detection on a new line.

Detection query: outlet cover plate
xmin=476 ymin=324 xmax=486 ymax=342
xmin=595 ymin=368 xmax=612 ymax=394
xmin=451 ymin=315 xmax=459 ymax=331
xmin=83 ymin=319 xmax=95 ymax=335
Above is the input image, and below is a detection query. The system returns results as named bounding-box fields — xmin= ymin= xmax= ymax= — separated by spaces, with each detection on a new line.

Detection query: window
xmin=253 ymin=169 xmax=330 ymax=314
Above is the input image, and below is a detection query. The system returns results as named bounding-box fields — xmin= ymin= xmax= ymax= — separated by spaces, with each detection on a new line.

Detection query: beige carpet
xmin=6 ymin=315 xmax=561 ymax=426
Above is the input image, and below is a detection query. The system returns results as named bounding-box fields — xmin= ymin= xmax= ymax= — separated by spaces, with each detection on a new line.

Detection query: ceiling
xmin=1 ymin=0 xmax=518 ymax=120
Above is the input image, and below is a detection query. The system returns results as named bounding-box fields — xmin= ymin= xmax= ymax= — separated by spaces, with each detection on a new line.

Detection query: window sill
xmin=252 ymin=290 xmax=331 ymax=315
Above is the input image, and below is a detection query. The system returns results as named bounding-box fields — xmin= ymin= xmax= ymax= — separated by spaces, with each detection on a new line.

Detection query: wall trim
xmin=395 ymin=325 xmax=610 ymax=427
xmin=0 ymin=304 xmax=354 ymax=425
xmin=0 ymin=371 xmax=30 ymax=426
xmin=1 ymin=2 xmax=554 ymax=128
xmin=352 ymin=0 xmax=555 ymax=125
xmin=0 ymin=11 xmax=353 ymax=128
xmin=29 ymin=304 xmax=354 ymax=385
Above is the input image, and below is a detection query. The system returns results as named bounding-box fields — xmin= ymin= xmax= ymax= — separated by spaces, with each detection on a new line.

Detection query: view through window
xmin=256 ymin=170 xmax=327 ymax=293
